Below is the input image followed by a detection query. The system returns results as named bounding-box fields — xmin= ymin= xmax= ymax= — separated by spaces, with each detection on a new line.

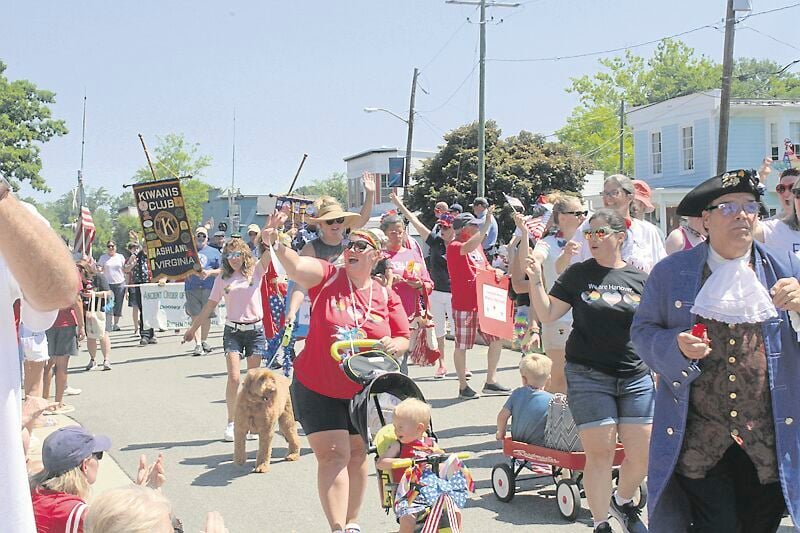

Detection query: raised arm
xmin=352 ymin=172 xmax=376 ymax=230
xmin=262 ymin=213 xmax=325 ymax=289
xmin=525 ymin=254 xmax=571 ymax=324
xmin=461 ymin=206 xmax=495 ymax=256
xmin=389 ymin=192 xmax=431 ymax=241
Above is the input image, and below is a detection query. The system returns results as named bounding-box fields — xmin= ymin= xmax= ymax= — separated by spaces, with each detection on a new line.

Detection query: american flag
xmin=72 ymin=206 xmax=96 ymax=257
xmin=525 ymin=211 xmax=551 ymax=240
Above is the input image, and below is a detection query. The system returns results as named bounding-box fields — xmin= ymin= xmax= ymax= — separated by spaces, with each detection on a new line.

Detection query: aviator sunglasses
xmin=345 ymin=240 xmax=372 ymax=252
xmin=325 ymin=217 xmax=346 ymax=225
xmin=224 ymin=251 xmax=243 ymax=259
xmin=582 ymin=226 xmax=620 ymax=239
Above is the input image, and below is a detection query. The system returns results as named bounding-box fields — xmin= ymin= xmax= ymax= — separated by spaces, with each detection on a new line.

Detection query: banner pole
xmin=138 ymin=134 xmax=159 ymax=181
xmin=286 ymin=153 xmax=308 ymax=196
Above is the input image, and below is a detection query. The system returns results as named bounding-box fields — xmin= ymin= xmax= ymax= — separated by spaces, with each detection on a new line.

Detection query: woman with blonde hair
xmin=183 ymin=235 xmax=274 ymax=442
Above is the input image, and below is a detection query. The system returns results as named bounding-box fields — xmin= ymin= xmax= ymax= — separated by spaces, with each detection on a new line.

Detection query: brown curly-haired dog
xmin=233 ymin=368 xmax=301 ymax=472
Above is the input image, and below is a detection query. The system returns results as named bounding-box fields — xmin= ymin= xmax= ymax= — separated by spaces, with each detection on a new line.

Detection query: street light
xmin=363 ymin=107 xmax=409 ymax=124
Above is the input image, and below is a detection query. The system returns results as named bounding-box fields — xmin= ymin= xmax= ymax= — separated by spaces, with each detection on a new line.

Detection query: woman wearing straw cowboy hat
xmin=279 ymin=174 xmax=376 ymax=368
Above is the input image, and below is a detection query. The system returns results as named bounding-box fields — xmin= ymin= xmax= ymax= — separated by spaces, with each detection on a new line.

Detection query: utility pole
xmin=404 ymin=68 xmax=419 ymax=187
xmin=619 ymin=99 xmax=625 ymax=175
xmin=446 ymin=0 xmax=519 ymax=197
xmin=717 ymin=0 xmax=736 ymax=174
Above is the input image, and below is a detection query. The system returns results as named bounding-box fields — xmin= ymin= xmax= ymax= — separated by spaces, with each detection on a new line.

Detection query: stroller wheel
xmin=556 ymin=480 xmax=581 ymax=522
xmin=491 ymin=464 xmax=516 ymax=502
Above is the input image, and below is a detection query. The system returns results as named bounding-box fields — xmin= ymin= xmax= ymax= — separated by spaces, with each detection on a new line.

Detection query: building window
xmin=681 ymin=126 xmax=694 ymax=171
xmin=791 ymin=122 xmax=800 ymax=155
xmin=378 ymin=173 xmax=391 ymax=204
xmin=651 ymin=132 xmax=662 ymax=175
xmin=770 ymin=123 xmax=780 ymax=161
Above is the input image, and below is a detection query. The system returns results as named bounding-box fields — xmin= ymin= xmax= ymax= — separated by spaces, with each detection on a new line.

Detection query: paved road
xmin=61 ymin=319 xmax=795 ymax=532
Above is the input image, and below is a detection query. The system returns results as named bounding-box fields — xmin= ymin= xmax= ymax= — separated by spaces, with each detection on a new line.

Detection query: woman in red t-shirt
xmin=264 ymin=214 xmax=410 ymax=533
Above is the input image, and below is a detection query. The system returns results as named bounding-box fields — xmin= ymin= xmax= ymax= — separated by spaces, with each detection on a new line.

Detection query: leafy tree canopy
xmin=0 ymin=60 xmax=68 ymax=191
xmin=405 ymin=120 xmax=590 ymax=241
xmin=558 ymin=39 xmax=800 ymax=175
xmin=294 ymin=172 xmax=347 ymax=206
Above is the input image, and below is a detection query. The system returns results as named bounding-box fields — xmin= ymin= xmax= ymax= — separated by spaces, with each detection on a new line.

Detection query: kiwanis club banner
xmin=132 ymin=178 xmax=201 ymax=281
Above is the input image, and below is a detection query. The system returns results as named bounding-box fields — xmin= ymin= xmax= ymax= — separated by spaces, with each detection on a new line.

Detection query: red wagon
xmin=491 ymin=437 xmax=646 ymax=521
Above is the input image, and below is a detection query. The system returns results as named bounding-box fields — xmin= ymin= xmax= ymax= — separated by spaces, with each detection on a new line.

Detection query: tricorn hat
xmin=677 ymin=169 xmax=761 ymax=217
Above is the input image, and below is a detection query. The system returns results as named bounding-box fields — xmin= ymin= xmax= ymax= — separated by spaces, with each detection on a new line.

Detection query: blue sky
xmin=5 ymin=0 xmax=799 ymax=202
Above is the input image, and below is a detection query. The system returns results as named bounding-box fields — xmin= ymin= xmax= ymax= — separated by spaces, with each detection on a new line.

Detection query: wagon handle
xmin=330 ymin=339 xmax=384 ymax=362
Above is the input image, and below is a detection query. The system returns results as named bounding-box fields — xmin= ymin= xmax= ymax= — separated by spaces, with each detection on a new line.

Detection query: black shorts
xmin=127 ymin=287 xmax=140 ymax=308
xmin=45 ymin=326 xmax=78 ymax=357
xmin=290 ymin=378 xmax=358 ymax=436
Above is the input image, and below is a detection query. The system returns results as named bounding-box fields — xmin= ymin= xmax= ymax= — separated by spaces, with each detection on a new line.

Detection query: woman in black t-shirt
xmin=526 ymin=208 xmax=653 ymax=533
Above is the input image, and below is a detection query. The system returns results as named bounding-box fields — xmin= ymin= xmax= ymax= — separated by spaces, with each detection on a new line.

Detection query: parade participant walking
xmin=97 ymin=240 xmax=126 ymax=331
xmin=632 ymin=169 xmax=800 ymax=533
xmin=125 ymin=232 xmax=156 ymax=346
xmin=664 ymin=217 xmax=706 ymax=254
xmin=210 ymin=231 xmax=226 ymax=251
xmin=755 ymin=168 xmax=800 ymax=257
xmin=379 ymin=213 xmax=431 ymax=317
xmin=184 ymin=226 xmax=222 ymax=356
xmin=124 ymin=242 xmax=141 ymax=335
xmin=446 ymin=207 xmax=510 ymax=399
xmin=472 ymin=197 xmax=498 ymax=261
xmin=527 ymin=208 xmax=652 ymax=533
xmin=390 ymin=193 xmax=453 ymax=378
xmin=264 ymin=212 xmax=409 ymax=533
xmin=247 ymin=224 xmax=261 ymax=258
xmin=516 ymin=193 xmax=587 ymax=393
xmin=772 ymin=165 xmax=796 ymax=217
xmin=183 ymin=236 xmax=273 ymax=442
xmin=630 ymin=180 xmax=656 ymax=222
xmin=567 ymin=175 xmax=665 ymax=274
xmin=0 ymin=188 xmax=76 ymax=532
xmin=77 ymin=259 xmax=114 ymax=371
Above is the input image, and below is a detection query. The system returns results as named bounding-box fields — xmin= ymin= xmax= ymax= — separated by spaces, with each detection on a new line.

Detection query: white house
xmin=627 ymin=90 xmax=800 ymax=232
xmin=344 ymin=147 xmax=437 ymax=216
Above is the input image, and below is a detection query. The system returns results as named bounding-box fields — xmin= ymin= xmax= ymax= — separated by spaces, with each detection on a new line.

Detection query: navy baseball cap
xmin=42 ymin=426 xmax=111 ymax=476
xmin=452 ymin=212 xmax=481 ymax=230
xmin=449 ymin=203 xmax=464 ymax=214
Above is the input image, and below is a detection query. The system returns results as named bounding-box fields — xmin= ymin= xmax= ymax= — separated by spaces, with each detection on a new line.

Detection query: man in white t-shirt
xmin=0 ymin=178 xmax=78 ymax=532
xmin=565 ymin=175 xmax=666 ymax=274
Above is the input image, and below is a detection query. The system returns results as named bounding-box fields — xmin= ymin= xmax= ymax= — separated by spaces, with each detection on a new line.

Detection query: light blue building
xmin=627 ymin=90 xmax=800 ymax=233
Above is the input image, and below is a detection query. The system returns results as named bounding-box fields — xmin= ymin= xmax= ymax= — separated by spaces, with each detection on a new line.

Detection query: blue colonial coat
xmin=631 ymin=241 xmax=800 ymax=532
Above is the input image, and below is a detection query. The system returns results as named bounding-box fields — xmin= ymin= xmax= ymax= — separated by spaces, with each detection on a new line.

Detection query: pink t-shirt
xmin=384 ymin=246 xmax=431 ymax=316
xmin=209 ymin=262 xmax=265 ymax=323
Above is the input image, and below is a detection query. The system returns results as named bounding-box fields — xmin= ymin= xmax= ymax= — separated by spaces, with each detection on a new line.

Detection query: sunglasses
xmin=107 ymin=244 xmax=115 ymax=248
xmin=582 ymin=226 xmax=620 ymax=239
xmin=224 ymin=252 xmax=243 ymax=259
xmin=776 ymin=182 xmax=797 ymax=194
xmin=196 ymin=233 xmax=207 ymax=238
xmin=704 ymin=201 xmax=760 ymax=217
xmin=325 ymin=217 xmax=346 ymax=226
xmin=93 ymin=451 xmax=104 ymax=461
xmin=562 ymin=210 xmax=588 ymax=217
xmin=345 ymin=240 xmax=373 ymax=252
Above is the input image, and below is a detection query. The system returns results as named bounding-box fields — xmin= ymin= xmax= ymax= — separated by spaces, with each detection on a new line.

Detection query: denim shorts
xmin=564 ymin=361 xmax=654 ymax=430
xmin=222 ymin=325 xmax=266 ymax=359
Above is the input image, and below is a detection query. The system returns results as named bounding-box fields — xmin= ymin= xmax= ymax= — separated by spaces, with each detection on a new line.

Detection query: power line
xmin=739 ymin=24 xmax=800 ymax=52
xmin=419 ymin=17 xmax=473 ymax=74
xmin=738 ymin=1 xmax=800 ymax=20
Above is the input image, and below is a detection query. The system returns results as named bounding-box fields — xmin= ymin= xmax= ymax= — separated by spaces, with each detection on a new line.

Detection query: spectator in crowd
xmin=472 ymin=197 xmax=498 ymax=261
xmin=97 ymin=240 xmax=126 ymax=331
xmin=446 ymin=207 xmax=510 ymax=400
xmin=664 ymin=216 xmax=706 ymax=254
xmin=772 ymin=166 xmax=797 ymax=218
xmin=184 ymin=226 xmax=222 ymax=356
xmin=448 ymin=203 xmax=463 ymax=215
xmin=496 ymin=353 xmax=554 ymax=445
xmin=390 ymin=193 xmax=453 ymax=379
xmin=516 ymin=193 xmax=587 ymax=393
xmin=76 ymin=259 xmax=113 ymax=371
xmin=755 ymin=168 xmax=800 ymax=258
xmin=566 ymin=174 xmax=666 ymax=274
xmin=632 ymin=169 xmax=800 ymax=533
xmin=43 ymin=292 xmax=85 ymax=414
xmin=433 ymin=201 xmax=449 ymax=220
xmin=124 ymin=242 xmax=141 ymax=335
xmin=630 ymin=180 xmax=655 ymax=221
xmin=527 ymin=208 xmax=652 ymax=533
xmin=183 ymin=236 xmax=274 ymax=442
xmin=20 ymin=322 xmax=50 ymax=399
xmin=210 ymin=231 xmax=226 ymax=251
xmin=125 ymin=232 xmax=156 ymax=346
xmin=0 ymin=188 xmax=75 ymax=532
xmin=247 ymin=223 xmax=261 ymax=258
xmin=264 ymin=212 xmax=409 ymax=533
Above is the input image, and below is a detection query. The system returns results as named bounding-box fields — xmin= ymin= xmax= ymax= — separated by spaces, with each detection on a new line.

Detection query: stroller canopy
xmin=350 ymin=372 xmax=427 ymax=447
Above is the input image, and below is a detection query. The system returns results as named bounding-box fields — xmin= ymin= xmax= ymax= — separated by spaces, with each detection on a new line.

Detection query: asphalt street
xmin=60 ymin=318 xmax=795 ymax=533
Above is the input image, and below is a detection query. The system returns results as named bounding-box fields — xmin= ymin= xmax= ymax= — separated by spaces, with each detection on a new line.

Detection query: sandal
xmin=434 ymin=367 xmax=447 ymax=379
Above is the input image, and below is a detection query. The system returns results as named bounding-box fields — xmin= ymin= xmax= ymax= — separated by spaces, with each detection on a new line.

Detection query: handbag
xmin=407 ymin=292 xmax=441 ymax=366
xmin=85 ymin=291 xmax=106 ymax=340
xmin=543 ymin=393 xmax=583 ymax=452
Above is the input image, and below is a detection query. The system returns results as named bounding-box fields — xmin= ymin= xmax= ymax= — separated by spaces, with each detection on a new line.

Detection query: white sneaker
xmin=223 ymin=422 xmax=235 ymax=442
xmin=64 ymin=386 xmax=82 ymax=396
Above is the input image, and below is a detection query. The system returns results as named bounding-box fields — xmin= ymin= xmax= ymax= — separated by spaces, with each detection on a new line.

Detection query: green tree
xmin=558 ymin=40 xmax=800 ymax=175
xmin=294 ymin=172 xmax=347 ymax=205
xmin=405 ymin=121 xmax=590 ymax=241
xmin=133 ymin=133 xmax=213 ymax=228
xmin=0 ymin=60 xmax=68 ymax=191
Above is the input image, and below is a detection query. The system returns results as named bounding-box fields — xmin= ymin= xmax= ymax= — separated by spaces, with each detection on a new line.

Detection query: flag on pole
xmin=503 ymin=193 xmax=525 ymax=212
xmin=72 ymin=206 xmax=96 ymax=257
